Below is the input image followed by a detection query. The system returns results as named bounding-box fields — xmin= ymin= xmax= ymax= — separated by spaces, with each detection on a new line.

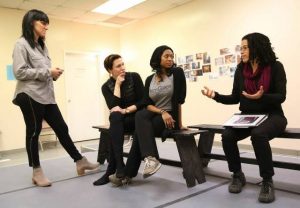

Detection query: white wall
xmin=120 ymin=0 xmax=300 ymax=149
xmin=0 ymin=8 xmax=119 ymax=151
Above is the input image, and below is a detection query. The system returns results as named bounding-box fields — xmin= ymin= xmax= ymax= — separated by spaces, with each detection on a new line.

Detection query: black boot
xmin=258 ymin=179 xmax=275 ymax=203
xmin=93 ymin=173 xmax=110 ymax=186
xmin=228 ymin=171 xmax=246 ymax=193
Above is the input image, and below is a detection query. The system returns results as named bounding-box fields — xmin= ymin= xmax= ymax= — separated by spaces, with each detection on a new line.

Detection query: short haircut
xmin=242 ymin=32 xmax=277 ymax=66
xmin=150 ymin=45 xmax=174 ymax=73
xmin=103 ymin=54 xmax=122 ymax=71
xmin=22 ymin=9 xmax=49 ymax=49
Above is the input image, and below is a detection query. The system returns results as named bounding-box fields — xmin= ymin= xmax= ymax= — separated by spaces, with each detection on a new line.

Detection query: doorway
xmin=64 ymin=52 xmax=107 ymax=141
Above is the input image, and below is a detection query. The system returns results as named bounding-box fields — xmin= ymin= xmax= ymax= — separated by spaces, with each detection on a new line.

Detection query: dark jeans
xmin=123 ymin=109 xmax=167 ymax=178
xmin=15 ymin=93 xmax=82 ymax=168
xmin=106 ymin=112 xmax=135 ymax=175
xmin=135 ymin=109 xmax=166 ymax=159
xmin=222 ymin=114 xmax=287 ymax=179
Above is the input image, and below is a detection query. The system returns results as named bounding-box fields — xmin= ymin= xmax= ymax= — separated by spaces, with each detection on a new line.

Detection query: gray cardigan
xmin=12 ymin=37 xmax=55 ymax=105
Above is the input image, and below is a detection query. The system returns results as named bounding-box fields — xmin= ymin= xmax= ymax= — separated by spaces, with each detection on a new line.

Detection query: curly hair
xmin=242 ymin=32 xmax=277 ymax=67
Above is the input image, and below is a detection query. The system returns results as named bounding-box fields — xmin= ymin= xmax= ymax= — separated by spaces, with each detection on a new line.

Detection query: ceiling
xmin=0 ymin=0 xmax=194 ymax=27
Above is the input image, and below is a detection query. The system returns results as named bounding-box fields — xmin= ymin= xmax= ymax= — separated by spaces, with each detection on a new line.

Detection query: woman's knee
xmin=250 ymin=128 xmax=268 ymax=140
xmin=250 ymin=129 xmax=271 ymax=149
xmin=109 ymin=112 xmax=123 ymax=123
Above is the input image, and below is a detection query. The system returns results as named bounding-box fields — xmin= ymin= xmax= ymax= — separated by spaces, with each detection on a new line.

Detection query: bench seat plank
xmin=93 ymin=125 xmax=206 ymax=187
xmin=188 ymin=124 xmax=300 ymax=139
xmin=188 ymin=124 xmax=300 ymax=170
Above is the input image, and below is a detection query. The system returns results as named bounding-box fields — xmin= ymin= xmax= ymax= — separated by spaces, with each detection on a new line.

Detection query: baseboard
xmin=0 ymin=148 xmax=26 ymax=155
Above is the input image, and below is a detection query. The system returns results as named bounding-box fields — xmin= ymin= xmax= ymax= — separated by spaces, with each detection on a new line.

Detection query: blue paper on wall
xmin=6 ymin=65 xmax=16 ymax=80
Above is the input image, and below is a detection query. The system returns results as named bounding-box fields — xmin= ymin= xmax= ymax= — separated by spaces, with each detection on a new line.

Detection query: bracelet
xmin=160 ymin=109 xmax=166 ymax=114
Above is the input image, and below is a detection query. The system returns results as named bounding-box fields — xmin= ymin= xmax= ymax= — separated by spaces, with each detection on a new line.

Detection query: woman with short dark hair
xmin=136 ymin=45 xmax=187 ymax=178
xmin=202 ymin=32 xmax=287 ymax=203
xmin=12 ymin=9 xmax=99 ymax=187
xmin=93 ymin=54 xmax=144 ymax=186
xmin=108 ymin=45 xmax=187 ymax=186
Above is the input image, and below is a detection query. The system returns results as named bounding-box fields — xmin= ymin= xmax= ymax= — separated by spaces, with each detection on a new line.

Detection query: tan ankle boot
xmin=76 ymin=156 xmax=99 ymax=176
xmin=32 ymin=167 xmax=51 ymax=187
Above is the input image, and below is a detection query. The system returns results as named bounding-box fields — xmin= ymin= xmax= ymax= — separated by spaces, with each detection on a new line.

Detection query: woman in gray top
xmin=136 ymin=45 xmax=187 ymax=178
xmin=109 ymin=45 xmax=187 ymax=186
xmin=12 ymin=9 xmax=99 ymax=187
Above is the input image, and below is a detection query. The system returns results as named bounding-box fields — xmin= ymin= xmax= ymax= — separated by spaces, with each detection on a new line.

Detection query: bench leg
xmin=174 ymin=135 xmax=206 ymax=187
xmin=198 ymin=132 xmax=215 ymax=167
xmin=97 ymin=132 xmax=110 ymax=164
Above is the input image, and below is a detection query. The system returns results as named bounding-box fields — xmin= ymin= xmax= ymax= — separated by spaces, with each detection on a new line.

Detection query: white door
xmin=64 ymin=52 xmax=107 ymax=141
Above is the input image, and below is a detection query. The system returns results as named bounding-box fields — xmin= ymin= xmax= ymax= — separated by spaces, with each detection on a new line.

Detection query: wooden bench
xmin=39 ymin=120 xmax=58 ymax=151
xmin=188 ymin=124 xmax=300 ymax=170
xmin=92 ymin=125 xmax=207 ymax=187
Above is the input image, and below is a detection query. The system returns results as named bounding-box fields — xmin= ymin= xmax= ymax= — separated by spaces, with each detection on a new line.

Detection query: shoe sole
xmin=258 ymin=197 xmax=275 ymax=203
xmin=77 ymin=164 xmax=100 ymax=176
xmin=229 ymin=188 xmax=242 ymax=194
xmin=143 ymin=163 xmax=162 ymax=179
xmin=258 ymin=192 xmax=275 ymax=203
xmin=32 ymin=179 xmax=52 ymax=187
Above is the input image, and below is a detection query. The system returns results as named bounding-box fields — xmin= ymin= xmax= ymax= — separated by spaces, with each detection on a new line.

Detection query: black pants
xmin=106 ymin=112 xmax=135 ymax=174
xmin=123 ymin=132 xmax=142 ymax=178
xmin=122 ymin=109 xmax=167 ymax=178
xmin=135 ymin=109 xmax=166 ymax=159
xmin=222 ymin=114 xmax=287 ymax=179
xmin=15 ymin=93 xmax=82 ymax=168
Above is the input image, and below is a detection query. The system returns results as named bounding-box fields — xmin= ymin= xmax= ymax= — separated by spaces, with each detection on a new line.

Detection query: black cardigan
xmin=143 ymin=67 xmax=186 ymax=129
xmin=102 ymin=72 xmax=144 ymax=110
xmin=214 ymin=61 xmax=286 ymax=116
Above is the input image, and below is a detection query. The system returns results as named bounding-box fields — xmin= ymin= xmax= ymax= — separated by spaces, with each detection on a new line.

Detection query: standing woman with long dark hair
xmin=12 ymin=9 xmax=99 ymax=187
xmin=202 ymin=32 xmax=287 ymax=203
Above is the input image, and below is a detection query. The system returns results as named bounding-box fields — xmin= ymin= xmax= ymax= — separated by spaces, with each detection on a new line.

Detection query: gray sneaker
xmin=228 ymin=171 xmax=246 ymax=193
xmin=258 ymin=180 xmax=275 ymax=203
xmin=142 ymin=156 xmax=162 ymax=178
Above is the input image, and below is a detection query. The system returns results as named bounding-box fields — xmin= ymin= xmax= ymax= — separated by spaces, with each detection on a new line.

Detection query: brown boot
xmin=32 ymin=167 xmax=51 ymax=187
xmin=76 ymin=156 xmax=100 ymax=176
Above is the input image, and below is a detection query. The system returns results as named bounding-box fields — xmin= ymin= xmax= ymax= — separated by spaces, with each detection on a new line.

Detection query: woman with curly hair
xmin=202 ymin=32 xmax=287 ymax=203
